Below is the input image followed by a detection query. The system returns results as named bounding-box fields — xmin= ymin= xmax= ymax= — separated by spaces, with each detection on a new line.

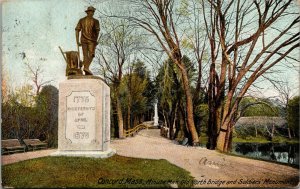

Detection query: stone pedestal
xmin=52 ymin=76 xmax=116 ymax=158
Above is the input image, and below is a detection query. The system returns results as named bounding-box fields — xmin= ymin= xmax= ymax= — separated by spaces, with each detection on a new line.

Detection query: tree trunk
xmin=141 ymin=115 xmax=144 ymax=123
xmin=207 ymin=105 xmax=218 ymax=149
xmin=169 ymin=121 xmax=175 ymax=140
xmin=217 ymin=129 xmax=227 ymax=152
xmin=216 ymin=89 xmax=236 ymax=152
xmin=169 ymin=110 xmax=177 ymax=140
xmin=127 ymin=103 xmax=131 ymax=130
xmin=179 ymin=106 xmax=189 ymax=140
xmin=180 ymin=69 xmax=199 ymax=145
xmin=207 ymin=54 xmax=221 ymax=150
xmin=224 ymin=126 xmax=232 ymax=152
xmin=116 ymin=94 xmax=124 ymax=138
xmin=133 ymin=116 xmax=139 ymax=127
xmin=169 ymin=103 xmax=178 ymax=140
xmin=174 ymin=110 xmax=181 ymax=139
xmin=216 ymin=117 xmax=231 ymax=152
xmin=287 ymin=127 xmax=292 ymax=139
xmin=271 ymin=123 xmax=275 ymax=140
xmin=255 ymin=126 xmax=258 ymax=137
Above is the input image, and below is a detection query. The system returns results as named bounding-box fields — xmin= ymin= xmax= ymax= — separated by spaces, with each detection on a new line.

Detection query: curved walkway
xmin=2 ymin=129 xmax=299 ymax=188
xmin=2 ymin=149 xmax=56 ymax=165
xmin=111 ymin=129 xmax=299 ymax=188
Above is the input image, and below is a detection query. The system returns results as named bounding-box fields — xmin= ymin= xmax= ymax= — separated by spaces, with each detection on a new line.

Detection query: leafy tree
xmin=13 ymin=84 xmax=36 ymax=107
xmin=287 ymin=96 xmax=299 ymax=138
xmin=2 ymin=97 xmax=35 ymax=140
xmin=132 ymin=60 xmax=157 ymax=121
xmin=2 ymin=85 xmax=58 ymax=147
xmin=36 ymin=85 xmax=59 ymax=147
xmin=194 ymin=104 xmax=209 ymax=135
xmin=1 ymin=68 xmax=10 ymax=103
xmin=119 ymin=63 xmax=149 ymax=129
xmin=156 ymin=55 xmax=198 ymax=141
xmin=239 ymin=97 xmax=279 ymax=117
xmin=2 ymin=96 xmax=24 ymax=139
xmin=2 ymin=86 xmax=37 ymax=140
xmin=156 ymin=59 xmax=183 ymax=140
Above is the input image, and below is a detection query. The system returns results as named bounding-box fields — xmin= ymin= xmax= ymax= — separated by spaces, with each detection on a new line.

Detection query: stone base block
xmin=51 ymin=148 xmax=116 ymax=158
xmin=55 ymin=76 xmax=115 ymax=158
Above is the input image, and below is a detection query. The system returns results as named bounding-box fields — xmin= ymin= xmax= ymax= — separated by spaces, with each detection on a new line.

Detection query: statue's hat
xmin=85 ymin=6 xmax=96 ymax=12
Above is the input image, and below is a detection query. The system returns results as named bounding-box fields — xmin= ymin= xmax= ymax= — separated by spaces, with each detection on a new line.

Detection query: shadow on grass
xmin=2 ymin=155 xmax=193 ymax=188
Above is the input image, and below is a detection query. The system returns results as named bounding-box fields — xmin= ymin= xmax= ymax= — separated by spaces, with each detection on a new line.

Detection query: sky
xmin=1 ymin=0 xmax=108 ymax=90
xmin=1 ymin=0 xmax=299 ymax=98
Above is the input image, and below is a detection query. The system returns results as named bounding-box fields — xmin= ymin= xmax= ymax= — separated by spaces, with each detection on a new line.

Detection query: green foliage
xmin=1 ymin=85 xmax=58 ymax=147
xmin=233 ymin=136 xmax=299 ymax=144
xmin=36 ymin=85 xmax=59 ymax=147
xmin=176 ymin=0 xmax=190 ymax=16
xmin=155 ymin=55 xmax=202 ymax=139
xmin=156 ymin=58 xmax=183 ymax=120
xmin=234 ymin=125 xmax=261 ymax=139
xmin=120 ymin=73 xmax=148 ymax=113
xmin=233 ymin=136 xmax=270 ymax=143
xmin=287 ymin=96 xmax=299 ymax=137
xmin=240 ymin=97 xmax=279 ymax=117
xmin=133 ymin=60 xmax=157 ymax=109
xmin=234 ymin=120 xmax=290 ymax=142
xmin=118 ymin=60 xmax=154 ymax=128
xmin=182 ymin=37 xmax=194 ymax=49
xmin=157 ymin=55 xmax=195 ymax=110
xmin=194 ymin=104 xmax=209 ymax=133
xmin=13 ymin=84 xmax=36 ymax=107
xmin=3 ymin=155 xmax=193 ymax=188
xmin=161 ymin=62 xmax=183 ymax=108
xmin=133 ymin=59 xmax=148 ymax=79
xmin=234 ymin=97 xmax=292 ymax=142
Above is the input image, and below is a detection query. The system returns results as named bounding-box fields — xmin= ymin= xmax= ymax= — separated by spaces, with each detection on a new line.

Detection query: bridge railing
xmin=124 ymin=123 xmax=151 ymax=137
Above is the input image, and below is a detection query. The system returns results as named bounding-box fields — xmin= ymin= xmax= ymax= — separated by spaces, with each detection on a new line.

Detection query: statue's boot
xmin=84 ymin=68 xmax=93 ymax=75
xmin=83 ymin=58 xmax=93 ymax=75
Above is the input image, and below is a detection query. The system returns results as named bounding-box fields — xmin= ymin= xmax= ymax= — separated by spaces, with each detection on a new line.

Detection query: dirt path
xmin=111 ymin=129 xmax=299 ymax=188
xmin=2 ymin=149 xmax=56 ymax=165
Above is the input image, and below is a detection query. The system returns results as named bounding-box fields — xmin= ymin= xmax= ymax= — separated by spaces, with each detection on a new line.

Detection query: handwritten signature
xmin=184 ymin=157 xmax=228 ymax=169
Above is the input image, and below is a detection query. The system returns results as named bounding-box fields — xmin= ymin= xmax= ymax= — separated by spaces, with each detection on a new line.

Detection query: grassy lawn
xmin=233 ymin=136 xmax=299 ymax=144
xmin=2 ymin=155 xmax=193 ymax=188
xmin=233 ymin=136 xmax=270 ymax=143
xmin=199 ymin=133 xmax=208 ymax=147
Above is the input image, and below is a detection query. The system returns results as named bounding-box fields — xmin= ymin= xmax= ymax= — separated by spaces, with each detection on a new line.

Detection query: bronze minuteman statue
xmin=75 ymin=6 xmax=100 ymax=75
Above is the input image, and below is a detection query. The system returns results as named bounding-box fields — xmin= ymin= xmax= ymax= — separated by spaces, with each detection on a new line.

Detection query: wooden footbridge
xmin=124 ymin=121 xmax=158 ymax=137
